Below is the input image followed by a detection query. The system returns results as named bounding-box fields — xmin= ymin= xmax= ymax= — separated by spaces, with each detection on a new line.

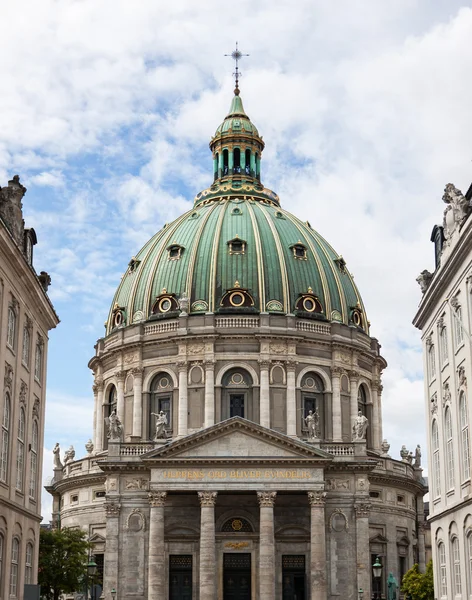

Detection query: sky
xmin=2 ymin=0 xmax=472 ymax=521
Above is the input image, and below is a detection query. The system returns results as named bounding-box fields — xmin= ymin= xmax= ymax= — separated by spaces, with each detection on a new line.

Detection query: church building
xmin=47 ymin=79 xmax=426 ymax=600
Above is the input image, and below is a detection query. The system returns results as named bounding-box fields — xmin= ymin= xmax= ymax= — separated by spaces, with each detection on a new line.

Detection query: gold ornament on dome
xmin=231 ymin=519 xmax=243 ymax=531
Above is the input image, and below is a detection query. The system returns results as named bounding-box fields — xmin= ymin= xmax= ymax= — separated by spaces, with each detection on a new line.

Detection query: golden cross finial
xmin=225 ymin=42 xmax=249 ymax=95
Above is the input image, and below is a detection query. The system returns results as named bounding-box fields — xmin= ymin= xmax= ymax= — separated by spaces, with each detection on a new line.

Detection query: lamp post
xmin=85 ymin=557 xmax=97 ymax=600
xmin=372 ymin=556 xmax=382 ymax=600
xmin=111 ymin=587 xmax=117 ymax=600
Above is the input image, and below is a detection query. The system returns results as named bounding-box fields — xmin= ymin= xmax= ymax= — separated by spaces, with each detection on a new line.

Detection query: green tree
xmin=401 ymin=560 xmax=434 ymax=600
xmin=38 ymin=528 xmax=91 ymax=600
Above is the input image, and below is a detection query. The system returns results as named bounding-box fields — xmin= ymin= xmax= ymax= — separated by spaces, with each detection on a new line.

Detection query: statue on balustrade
xmin=352 ymin=411 xmax=368 ymax=440
xmin=151 ymin=410 xmax=168 ymax=440
xmin=106 ymin=409 xmax=123 ymax=441
xmin=305 ymin=409 xmax=320 ymax=440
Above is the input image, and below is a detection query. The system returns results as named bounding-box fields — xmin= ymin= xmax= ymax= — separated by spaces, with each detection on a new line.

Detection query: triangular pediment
xmin=142 ymin=417 xmax=332 ymax=462
xmin=370 ymin=533 xmax=388 ymax=544
xmin=88 ymin=533 xmax=106 ymax=543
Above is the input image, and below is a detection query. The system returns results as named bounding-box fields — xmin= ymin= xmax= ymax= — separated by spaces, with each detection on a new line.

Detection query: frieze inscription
xmin=161 ymin=469 xmax=313 ymax=481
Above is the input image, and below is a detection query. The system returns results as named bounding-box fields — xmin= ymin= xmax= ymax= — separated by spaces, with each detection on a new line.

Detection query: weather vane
xmin=225 ymin=42 xmax=249 ymax=95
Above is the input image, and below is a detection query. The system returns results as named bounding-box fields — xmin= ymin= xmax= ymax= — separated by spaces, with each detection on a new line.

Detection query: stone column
xmin=198 ymin=491 xmax=217 ymax=600
xmin=377 ymin=383 xmax=384 ymax=447
xmin=349 ymin=370 xmax=360 ymax=435
xmin=308 ymin=491 xmax=327 ymax=600
xmin=286 ymin=360 xmax=297 ymax=437
xmin=177 ymin=362 xmax=188 ymax=437
xmin=257 ymin=491 xmax=276 ymax=600
xmin=418 ymin=522 xmax=426 ymax=573
xmin=148 ymin=492 xmax=167 ymax=598
xmin=132 ymin=367 xmax=144 ymax=439
xmin=332 ymin=367 xmax=342 ymax=441
xmin=204 ymin=360 xmax=215 ymax=428
xmin=116 ymin=370 xmax=126 ymax=423
xmin=103 ymin=501 xmax=121 ymax=598
xmin=95 ymin=381 xmax=104 ymax=452
xmin=259 ymin=360 xmax=271 ymax=428
xmin=371 ymin=379 xmax=380 ymax=450
xmin=354 ymin=503 xmax=371 ymax=599
xmin=92 ymin=383 xmax=98 ymax=449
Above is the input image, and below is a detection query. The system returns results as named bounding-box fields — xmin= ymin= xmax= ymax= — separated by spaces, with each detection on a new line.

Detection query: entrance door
xmin=223 ymin=553 xmax=251 ymax=600
xmin=282 ymin=555 xmax=306 ymax=600
xmin=229 ymin=394 xmax=245 ymax=418
xmin=169 ymin=555 xmax=192 ymax=600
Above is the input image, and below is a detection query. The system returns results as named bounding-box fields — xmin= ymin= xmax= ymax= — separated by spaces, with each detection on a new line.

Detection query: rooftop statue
xmin=352 ymin=411 xmax=368 ymax=440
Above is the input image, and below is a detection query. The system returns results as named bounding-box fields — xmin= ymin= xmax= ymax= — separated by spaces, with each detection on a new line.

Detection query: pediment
xmin=370 ymin=533 xmax=388 ymax=544
xmin=89 ymin=533 xmax=106 ymax=543
xmin=143 ymin=417 xmax=332 ymax=462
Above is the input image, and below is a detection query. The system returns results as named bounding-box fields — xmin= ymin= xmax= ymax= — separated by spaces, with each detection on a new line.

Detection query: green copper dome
xmin=106 ymin=91 xmax=368 ymax=335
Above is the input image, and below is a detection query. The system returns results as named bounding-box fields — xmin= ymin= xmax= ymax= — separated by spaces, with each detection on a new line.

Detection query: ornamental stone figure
xmin=106 ymin=409 xmax=123 ymax=441
xmin=414 ymin=444 xmax=422 ymax=467
xmin=151 ymin=410 xmax=168 ymax=440
xmin=53 ymin=443 xmax=63 ymax=469
xmin=352 ymin=411 xmax=368 ymax=440
xmin=400 ymin=445 xmax=409 ymax=462
xmin=305 ymin=409 xmax=320 ymax=440
xmin=442 ymin=183 xmax=470 ymax=239
xmin=63 ymin=445 xmax=75 ymax=464
xmin=387 ymin=573 xmax=398 ymax=600
xmin=416 ymin=270 xmax=433 ymax=294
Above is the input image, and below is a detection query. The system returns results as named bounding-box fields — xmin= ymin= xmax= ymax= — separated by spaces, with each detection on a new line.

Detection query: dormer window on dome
xmin=227 ymin=236 xmax=246 ymax=255
xmin=290 ymin=242 xmax=307 ymax=260
xmin=23 ymin=228 xmax=37 ymax=265
xmin=220 ymin=282 xmax=255 ymax=311
xmin=128 ymin=257 xmax=140 ymax=273
xmin=167 ymin=243 xmax=184 ymax=261
xmin=111 ymin=303 xmax=126 ymax=329
xmin=350 ymin=303 xmax=365 ymax=330
xmin=335 ymin=256 xmax=347 ymax=273
xmin=295 ymin=288 xmax=324 ymax=316
xmin=151 ymin=289 xmax=179 ymax=316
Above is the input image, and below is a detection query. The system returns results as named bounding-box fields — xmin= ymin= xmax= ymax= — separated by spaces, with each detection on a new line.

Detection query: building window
xmin=454 ymin=306 xmax=464 ymax=347
xmin=7 ymin=307 xmax=16 ymax=349
xmin=1 ymin=392 xmax=10 ymax=482
xmin=460 ymin=392 xmax=470 ymax=482
xmin=438 ymin=542 xmax=447 ymax=598
xmin=445 ymin=407 xmax=454 ymax=491
xmin=467 ymin=533 xmax=472 ymax=594
xmin=0 ymin=533 xmax=3 ymax=591
xmin=440 ymin=326 xmax=448 ymax=365
xmin=290 ymin=242 xmax=307 ymax=260
xmin=428 ymin=344 xmax=436 ymax=380
xmin=432 ymin=420 xmax=441 ymax=498
xmin=34 ymin=341 xmax=43 ymax=381
xmin=16 ymin=408 xmax=25 ymax=492
xmin=25 ymin=542 xmax=33 ymax=585
xmin=452 ymin=537 xmax=461 ymax=596
xmin=22 ymin=326 xmax=30 ymax=366
xmin=150 ymin=374 xmax=173 ymax=437
xmin=29 ymin=421 xmax=38 ymax=498
xmin=10 ymin=537 xmax=19 ymax=598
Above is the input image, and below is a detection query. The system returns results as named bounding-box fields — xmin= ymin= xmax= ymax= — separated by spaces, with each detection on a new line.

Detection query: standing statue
xmin=151 ymin=410 xmax=168 ymax=440
xmin=106 ymin=409 xmax=123 ymax=441
xmin=305 ymin=409 xmax=320 ymax=440
xmin=53 ymin=443 xmax=63 ymax=469
xmin=442 ymin=183 xmax=470 ymax=240
xmin=414 ymin=444 xmax=422 ymax=468
xmin=352 ymin=411 xmax=368 ymax=440
xmin=387 ymin=573 xmax=398 ymax=600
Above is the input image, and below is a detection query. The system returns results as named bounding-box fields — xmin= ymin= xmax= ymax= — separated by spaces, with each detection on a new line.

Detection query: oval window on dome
xmin=230 ymin=292 xmax=245 ymax=307
xmin=303 ymin=298 xmax=315 ymax=312
xmin=159 ymin=298 xmax=172 ymax=313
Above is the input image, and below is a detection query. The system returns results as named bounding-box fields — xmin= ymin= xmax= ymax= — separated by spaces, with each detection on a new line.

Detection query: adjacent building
xmin=0 ymin=176 xmax=59 ymax=599
xmin=47 ymin=87 xmax=426 ymax=600
xmin=414 ymin=182 xmax=472 ymax=599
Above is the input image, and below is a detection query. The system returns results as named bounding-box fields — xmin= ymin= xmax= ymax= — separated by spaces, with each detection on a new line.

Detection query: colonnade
xmin=146 ymin=489 xmax=327 ymax=600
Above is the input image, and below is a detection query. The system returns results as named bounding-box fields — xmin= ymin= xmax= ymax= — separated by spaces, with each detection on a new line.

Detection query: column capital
xmin=132 ymin=366 xmax=144 ymax=376
xmin=286 ymin=359 xmax=298 ymax=372
xmin=116 ymin=370 xmax=127 ymax=382
xmin=348 ymin=369 xmax=360 ymax=381
xmin=104 ymin=501 xmax=121 ymax=517
xmin=258 ymin=359 xmax=271 ymax=370
xmin=94 ymin=379 xmax=104 ymax=392
xmin=307 ymin=491 xmax=327 ymax=506
xmin=148 ymin=491 xmax=167 ymax=507
xmin=198 ymin=491 xmax=217 ymax=507
xmin=257 ymin=491 xmax=276 ymax=507
xmin=92 ymin=384 xmax=99 ymax=395
xmin=177 ymin=361 xmax=188 ymax=372
xmin=203 ymin=359 xmax=216 ymax=370
xmin=354 ymin=502 xmax=371 ymax=518
xmin=331 ymin=366 xmax=344 ymax=377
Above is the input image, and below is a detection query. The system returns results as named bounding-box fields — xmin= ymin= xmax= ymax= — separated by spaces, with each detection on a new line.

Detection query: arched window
xmin=432 ymin=420 xmax=441 ymax=498
xmin=467 ymin=532 xmax=472 ymax=594
xmin=440 ymin=326 xmax=448 ymax=365
xmin=29 ymin=421 xmax=38 ymax=498
xmin=223 ymin=149 xmax=229 ymax=176
xmin=22 ymin=326 xmax=30 ymax=366
xmin=245 ymin=149 xmax=251 ymax=174
xmin=233 ymin=148 xmax=241 ymax=173
xmin=1 ymin=393 xmax=10 ymax=482
xmin=438 ymin=542 xmax=447 ymax=598
xmin=428 ymin=344 xmax=436 ymax=380
xmin=460 ymin=392 xmax=470 ymax=482
xmin=0 ymin=533 xmax=4 ymax=590
xmin=445 ymin=407 xmax=454 ymax=490
xmin=16 ymin=408 xmax=25 ymax=492
xmin=221 ymin=369 xmax=253 ymax=421
xmin=452 ymin=537 xmax=461 ymax=595
xmin=25 ymin=542 xmax=33 ymax=584
xmin=34 ymin=341 xmax=43 ymax=381
xmin=7 ymin=307 xmax=16 ymax=349
xmin=150 ymin=374 xmax=173 ymax=438
xmin=455 ymin=306 xmax=464 ymax=347
xmin=10 ymin=537 xmax=19 ymax=597
xmin=301 ymin=373 xmax=325 ymax=438
xmin=358 ymin=385 xmax=367 ymax=416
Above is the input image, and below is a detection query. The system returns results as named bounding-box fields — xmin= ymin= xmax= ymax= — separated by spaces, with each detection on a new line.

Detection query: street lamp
xmin=85 ymin=557 xmax=97 ymax=600
xmin=372 ymin=556 xmax=383 ymax=600
xmin=110 ymin=588 xmax=116 ymax=600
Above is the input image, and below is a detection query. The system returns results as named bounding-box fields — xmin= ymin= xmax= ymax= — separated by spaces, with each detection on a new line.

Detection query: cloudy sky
xmin=3 ymin=0 xmax=472 ymax=520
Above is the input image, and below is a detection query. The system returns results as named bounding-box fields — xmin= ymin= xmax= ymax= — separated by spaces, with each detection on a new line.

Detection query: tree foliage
xmin=38 ymin=528 xmax=91 ymax=600
xmin=401 ymin=560 xmax=434 ymax=600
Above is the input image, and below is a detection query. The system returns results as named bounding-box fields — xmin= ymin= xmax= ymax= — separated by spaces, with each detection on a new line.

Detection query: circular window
xmin=231 ymin=373 xmax=244 ymax=385
xmin=353 ymin=311 xmax=361 ymax=326
xmin=159 ymin=377 xmax=170 ymax=389
xmin=114 ymin=311 xmax=123 ymax=326
xmin=231 ymin=519 xmax=243 ymax=531
xmin=230 ymin=292 xmax=245 ymax=307
xmin=159 ymin=298 xmax=172 ymax=313
xmin=303 ymin=297 xmax=315 ymax=312
xmin=305 ymin=377 xmax=315 ymax=388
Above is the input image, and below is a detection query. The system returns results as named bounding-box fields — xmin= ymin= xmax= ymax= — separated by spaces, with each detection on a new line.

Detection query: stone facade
xmin=414 ymin=181 xmax=472 ymax=599
xmin=0 ymin=176 xmax=59 ymax=599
